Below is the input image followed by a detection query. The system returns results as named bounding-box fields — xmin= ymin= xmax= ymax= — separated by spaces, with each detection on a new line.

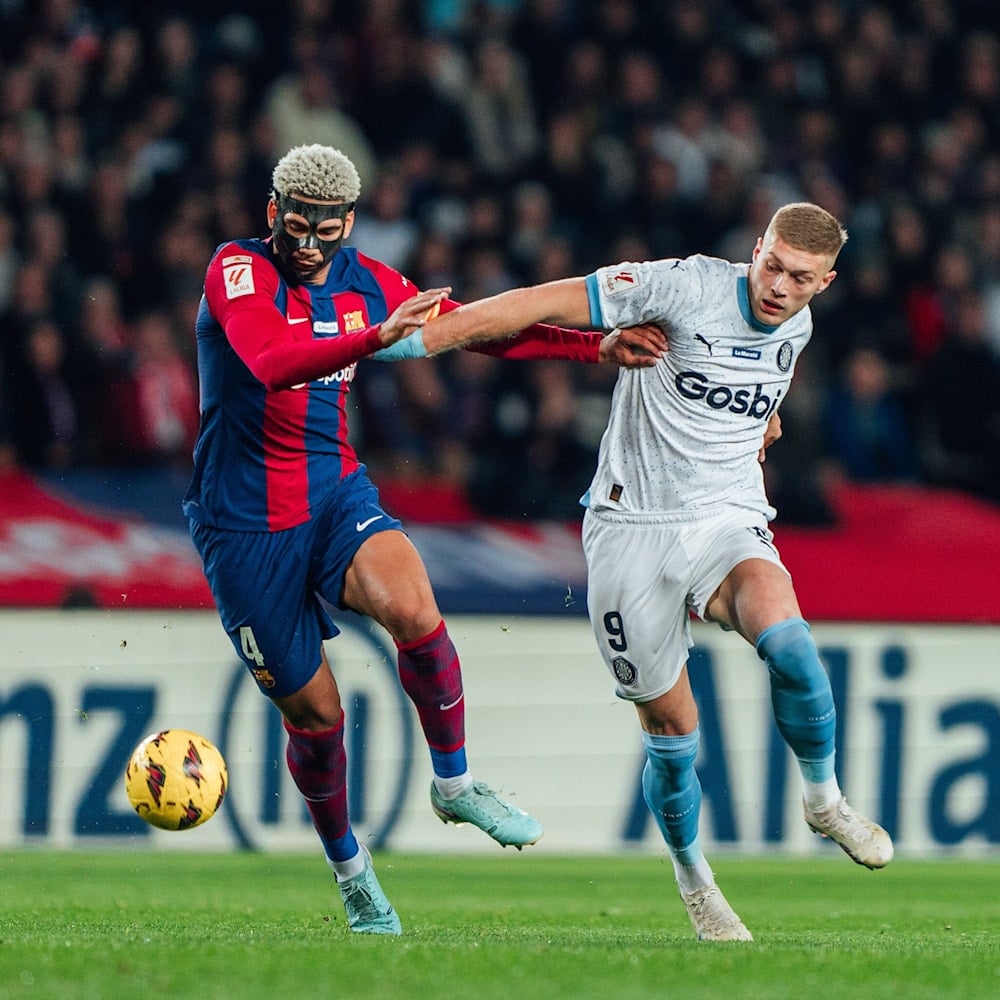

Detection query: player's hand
xmin=598 ymin=324 xmax=667 ymax=368
xmin=378 ymin=287 xmax=451 ymax=347
xmin=758 ymin=411 xmax=782 ymax=463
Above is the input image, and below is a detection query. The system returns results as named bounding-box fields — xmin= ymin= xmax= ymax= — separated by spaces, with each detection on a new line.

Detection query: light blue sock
xmin=641 ymin=729 xmax=704 ymax=866
xmin=756 ymin=617 xmax=836 ymax=783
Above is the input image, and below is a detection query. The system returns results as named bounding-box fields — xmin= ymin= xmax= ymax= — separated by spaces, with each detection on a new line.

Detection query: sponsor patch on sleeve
xmin=602 ymin=265 xmax=641 ymax=296
xmin=222 ymin=255 xmax=255 ymax=299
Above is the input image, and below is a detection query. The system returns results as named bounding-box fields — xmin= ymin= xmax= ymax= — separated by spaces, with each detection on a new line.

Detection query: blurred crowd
xmin=2 ymin=0 xmax=1000 ymax=523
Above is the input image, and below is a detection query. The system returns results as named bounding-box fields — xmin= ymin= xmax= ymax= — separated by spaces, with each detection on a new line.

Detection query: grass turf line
xmin=0 ymin=852 xmax=998 ymax=1000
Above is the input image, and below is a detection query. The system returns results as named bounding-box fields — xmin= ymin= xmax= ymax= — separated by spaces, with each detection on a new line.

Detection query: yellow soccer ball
xmin=124 ymin=729 xmax=228 ymax=831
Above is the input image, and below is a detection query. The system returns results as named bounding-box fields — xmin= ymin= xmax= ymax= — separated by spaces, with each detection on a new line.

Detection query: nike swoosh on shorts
xmin=356 ymin=515 xmax=384 ymax=532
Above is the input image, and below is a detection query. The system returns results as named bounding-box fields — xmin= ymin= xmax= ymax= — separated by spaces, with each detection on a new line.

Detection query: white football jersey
xmin=584 ymin=254 xmax=813 ymax=520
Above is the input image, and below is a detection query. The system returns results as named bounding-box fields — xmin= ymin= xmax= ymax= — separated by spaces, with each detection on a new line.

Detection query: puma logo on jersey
xmin=695 ymin=334 xmax=719 ymax=355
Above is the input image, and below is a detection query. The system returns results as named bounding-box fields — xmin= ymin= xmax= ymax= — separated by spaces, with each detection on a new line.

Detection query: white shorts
xmin=581 ymin=506 xmax=788 ymax=702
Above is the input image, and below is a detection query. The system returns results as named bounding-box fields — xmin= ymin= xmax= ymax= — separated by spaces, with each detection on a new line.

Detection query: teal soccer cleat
xmin=430 ymin=780 xmax=543 ymax=849
xmin=337 ymin=847 xmax=402 ymax=935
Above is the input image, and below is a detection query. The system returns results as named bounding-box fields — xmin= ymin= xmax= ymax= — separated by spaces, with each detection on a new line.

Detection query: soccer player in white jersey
xmin=420 ymin=202 xmax=893 ymax=941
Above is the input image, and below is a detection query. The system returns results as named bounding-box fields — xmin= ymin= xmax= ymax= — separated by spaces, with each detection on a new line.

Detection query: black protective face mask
xmin=270 ymin=193 xmax=355 ymax=283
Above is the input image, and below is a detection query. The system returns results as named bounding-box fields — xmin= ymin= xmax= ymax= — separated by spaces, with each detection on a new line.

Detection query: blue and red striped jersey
xmin=183 ymin=240 xmax=423 ymax=531
xmin=183 ymin=239 xmax=606 ymax=533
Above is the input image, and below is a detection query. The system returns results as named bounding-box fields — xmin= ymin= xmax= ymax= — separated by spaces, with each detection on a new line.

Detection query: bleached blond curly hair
xmin=271 ymin=144 xmax=361 ymax=203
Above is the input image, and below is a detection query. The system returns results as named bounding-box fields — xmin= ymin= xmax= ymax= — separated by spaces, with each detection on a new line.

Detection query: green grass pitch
xmin=0 ymin=851 xmax=998 ymax=999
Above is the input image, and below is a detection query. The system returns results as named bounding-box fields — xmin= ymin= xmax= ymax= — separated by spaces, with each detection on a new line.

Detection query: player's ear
xmin=816 ymin=269 xmax=837 ymax=294
xmin=266 ymin=198 xmax=278 ymax=227
xmin=342 ymin=209 xmax=355 ymax=239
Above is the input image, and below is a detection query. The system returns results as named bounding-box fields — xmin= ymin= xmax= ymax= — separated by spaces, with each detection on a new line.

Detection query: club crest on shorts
xmin=612 ymin=656 xmax=637 ymax=685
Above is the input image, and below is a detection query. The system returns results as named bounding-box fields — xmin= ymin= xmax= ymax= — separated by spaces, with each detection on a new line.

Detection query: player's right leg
xmin=636 ymin=685 xmax=753 ymax=943
xmin=583 ymin=511 xmax=751 ymax=941
xmin=341 ymin=524 xmax=541 ymax=849
xmin=276 ymin=661 xmax=401 ymax=935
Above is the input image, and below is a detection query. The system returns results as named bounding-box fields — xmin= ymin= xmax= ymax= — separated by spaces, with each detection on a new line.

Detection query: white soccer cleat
xmin=804 ymin=796 xmax=894 ymax=870
xmin=679 ymin=884 xmax=754 ymax=942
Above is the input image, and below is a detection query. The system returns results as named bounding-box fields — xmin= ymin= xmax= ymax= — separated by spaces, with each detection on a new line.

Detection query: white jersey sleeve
xmin=583 ymin=254 xmax=812 ymax=520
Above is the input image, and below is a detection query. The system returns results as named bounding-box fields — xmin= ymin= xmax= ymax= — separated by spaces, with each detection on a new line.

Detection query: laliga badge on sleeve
xmin=223 ymin=255 xmax=255 ymax=299
xmin=602 ymin=264 xmax=640 ymax=296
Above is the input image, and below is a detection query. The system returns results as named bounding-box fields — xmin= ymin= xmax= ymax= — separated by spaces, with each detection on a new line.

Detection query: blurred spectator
xmin=25 ymin=205 xmax=84 ymax=328
xmin=921 ymin=290 xmax=1000 ymax=502
xmin=69 ymin=275 xmax=136 ymax=463
xmin=263 ymin=60 xmax=378 ymax=190
xmin=466 ymin=359 xmax=595 ymax=519
xmin=460 ymin=35 xmax=539 ymax=182
xmin=2 ymin=260 xmax=54 ymax=354
xmin=507 ymin=180 xmax=557 ymax=278
xmin=349 ymin=167 xmax=421 ymax=271
xmin=823 ymin=346 xmax=921 ymax=484
xmin=72 ymin=160 xmax=147 ymax=312
xmin=123 ymin=311 xmax=200 ymax=467
xmin=7 ymin=317 xmax=82 ymax=469
xmin=0 ymin=208 xmax=20 ymax=315
xmin=904 ymin=241 xmax=977 ymax=363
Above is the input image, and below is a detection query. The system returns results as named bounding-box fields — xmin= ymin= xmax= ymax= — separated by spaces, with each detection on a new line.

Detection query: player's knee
xmin=756 ymin=616 xmax=826 ymax=693
xmin=385 ymin=599 xmax=442 ymax=645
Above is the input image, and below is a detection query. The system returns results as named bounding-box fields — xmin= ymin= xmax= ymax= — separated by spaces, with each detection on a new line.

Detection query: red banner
xmin=0 ymin=472 xmax=213 ymax=609
xmin=2 ymin=471 xmax=998 ymax=622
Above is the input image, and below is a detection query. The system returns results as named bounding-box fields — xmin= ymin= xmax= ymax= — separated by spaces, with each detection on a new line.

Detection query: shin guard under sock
xmin=396 ymin=620 xmax=468 ymax=778
xmin=641 ymin=729 xmax=704 ymax=865
xmin=756 ymin=617 xmax=836 ymax=782
xmin=284 ymin=716 xmax=358 ymax=862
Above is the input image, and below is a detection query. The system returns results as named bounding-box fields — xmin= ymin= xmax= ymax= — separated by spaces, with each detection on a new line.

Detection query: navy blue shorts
xmin=190 ymin=468 xmax=403 ymax=698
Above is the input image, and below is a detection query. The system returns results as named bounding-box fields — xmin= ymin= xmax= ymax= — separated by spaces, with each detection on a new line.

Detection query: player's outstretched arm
xmin=378 ymin=287 xmax=451 ymax=348
xmin=421 ymin=278 xmax=592 ymax=356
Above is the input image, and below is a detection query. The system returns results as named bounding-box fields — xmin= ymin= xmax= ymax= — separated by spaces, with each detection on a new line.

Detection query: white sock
xmin=673 ymin=856 xmax=715 ymax=894
xmin=433 ymin=772 xmax=473 ymax=800
xmin=803 ymin=776 xmax=841 ymax=811
xmin=329 ymin=849 xmax=365 ymax=882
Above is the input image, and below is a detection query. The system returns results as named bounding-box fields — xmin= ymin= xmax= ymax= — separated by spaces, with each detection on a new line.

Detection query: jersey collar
xmin=737 ymin=275 xmax=782 ymax=334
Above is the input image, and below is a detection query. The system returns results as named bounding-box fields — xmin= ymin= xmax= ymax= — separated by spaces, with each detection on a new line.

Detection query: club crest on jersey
xmin=342 ymin=310 xmax=366 ymax=334
xmin=222 ymin=255 xmax=255 ymax=299
xmin=777 ymin=341 xmax=794 ymax=372
xmin=602 ymin=265 xmax=640 ymax=296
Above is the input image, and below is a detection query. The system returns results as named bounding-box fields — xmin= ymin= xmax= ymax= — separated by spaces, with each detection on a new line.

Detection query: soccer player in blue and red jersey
xmin=183 ymin=144 xmax=664 ymax=934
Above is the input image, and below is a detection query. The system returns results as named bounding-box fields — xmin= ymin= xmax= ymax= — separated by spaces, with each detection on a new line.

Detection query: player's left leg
xmin=710 ymin=557 xmax=892 ymax=870
xmin=344 ymin=528 xmax=542 ymax=848
xmin=756 ymin=616 xmax=893 ymax=869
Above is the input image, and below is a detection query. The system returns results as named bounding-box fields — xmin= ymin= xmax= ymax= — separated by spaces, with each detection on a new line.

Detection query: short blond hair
xmin=767 ymin=202 xmax=847 ymax=259
xmin=271 ymin=144 xmax=361 ymax=203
